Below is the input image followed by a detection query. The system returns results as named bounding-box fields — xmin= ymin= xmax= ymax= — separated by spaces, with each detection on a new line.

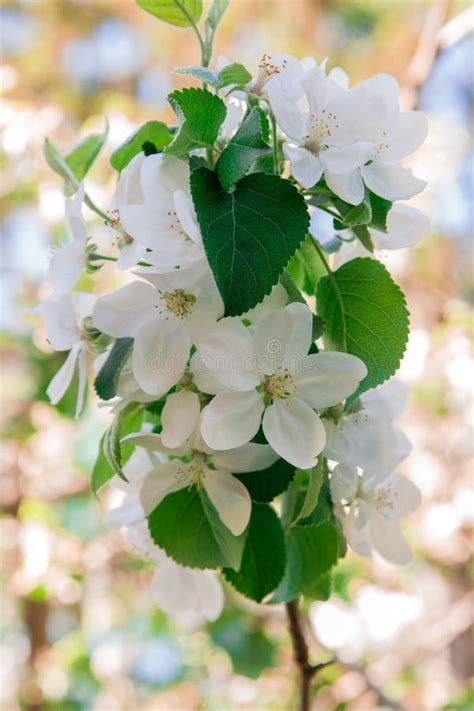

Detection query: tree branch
xmin=285 ymin=599 xmax=335 ymax=711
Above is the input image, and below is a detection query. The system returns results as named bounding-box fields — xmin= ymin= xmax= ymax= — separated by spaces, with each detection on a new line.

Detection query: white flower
xmin=330 ymin=464 xmax=421 ymax=564
xmin=322 ymin=378 xmax=411 ymax=475
xmin=127 ymin=431 xmax=278 ymax=536
xmin=195 ymin=303 xmax=367 ymax=469
xmin=92 ymin=270 xmax=223 ymax=395
xmin=117 ymin=152 xmax=204 ymax=269
xmin=48 ymin=184 xmax=88 ymax=293
xmin=267 ymin=61 xmax=379 ymax=204
xmin=37 ymin=291 xmax=95 ymax=417
xmin=350 ymin=73 xmax=428 ymax=201
xmin=110 ymin=153 xmax=148 ymax=270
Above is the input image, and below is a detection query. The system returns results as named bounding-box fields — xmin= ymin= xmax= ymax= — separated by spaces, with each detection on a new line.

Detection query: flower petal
xmin=173 ymin=189 xmax=202 ymax=246
xmin=323 ymin=418 xmax=354 ymax=464
xmin=389 ymin=474 xmax=421 ymax=517
xmin=161 ymin=390 xmax=200 ymax=449
xmin=255 ymin=302 xmax=313 ymax=373
xmin=266 ymin=80 xmax=305 ymax=142
xmin=75 ymin=342 xmax=88 ymax=418
xmin=133 ymin=316 xmax=191 ymax=395
xmin=37 ymin=294 xmax=81 ymax=350
xmin=211 ymin=442 xmax=279 ymax=473
xmin=262 ymin=396 xmax=326 ymax=469
xmin=46 ymin=341 xmax=82 ymax=406
xmin=48 ymin=240 xmax=85 ymax=293
xmin=321 ymin=143 xmax=377 ymax=174
xmin=330 ymin=463 xmax=359 ymax=503
xmin=373 ymin=204 xmax=430 ymax=250
xmin=295 ymin=352 xmax=367 ymax=409
xmin=140 ymin=461 xmax=184 ymax=516
xmin=204 ymin=468 xmax=252 ymax=535
xmin=200 ymin=389 xmax=264 ymax=450
xmin=361 ymin=162 xmax=426 ymax=201
xmin=370 ymin=516 xmax=412 ymax=564
xmin=382 ymin=111 xmax=428 ymax=162
xmin=283 ymin=143 xmax=323 ymax=189
xmin=92 ymin=281 xmax=158 ymax=338
xmin=324 ymin=168 xmax=365 ymax=205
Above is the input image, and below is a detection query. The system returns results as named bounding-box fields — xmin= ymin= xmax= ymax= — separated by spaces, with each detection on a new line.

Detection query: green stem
xmin=311 ymin=239 xmax=347 ymax=352
xmin=176 ymin=1 xmax=208 ymax=66
xmin=84 ymin=193 xmax=113 ymax=224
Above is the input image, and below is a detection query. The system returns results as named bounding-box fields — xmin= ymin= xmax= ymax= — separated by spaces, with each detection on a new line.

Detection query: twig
xmin=285 ymin=599 xmax=335 ymax=711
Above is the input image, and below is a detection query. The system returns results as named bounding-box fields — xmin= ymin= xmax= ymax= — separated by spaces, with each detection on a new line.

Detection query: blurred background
xmin=0 ymin=0 xmax=473 ymax=709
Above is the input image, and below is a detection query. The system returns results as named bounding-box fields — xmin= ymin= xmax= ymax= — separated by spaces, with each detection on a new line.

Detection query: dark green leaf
xmin=148 ymin=488 xmax=247 ymax=570
xmin=369 ymin=191 xmax=392 ymax=232
xmin=287 ymin=235 xmax=326 ymax=295
xmin=332 ymin=192 xmax=372 ymax=229
xmin=91 ymin=434 xmax=115 ymax=495
xmin=216 ymin=107 xmax=270 ymax=190
xmin=224 ymin=504 xmax=286 ymax=602
xmin=317 ymin=257 xmax=410 ymax=395
xmin=64 ymin=122 xmax=108 ymax=181
xmin=110 ymin=121 xmax=172 ymax=172
xmin=210 ymin=616 xmax=275 ymax=679
xmin=135 ymin=0 xmax=202 ymax=27
xmin=293 ymin=459 xmax=323 ymax=525
xmin=234 ymin=457 xmax=295 ymax=503
xmin=352 ymin=225 xmax=375 ymax=252
xmin=167 ymin=88 xmax=227 ymax=158
xmin=270 ymin=522 xmax=339 ymax=603
xmin=104 ymin=402 xmax=142 ymax=480
xmin=305 ymin=571 xmax=333 ymax=601
xmin=94 ymin=338 xmax=133 ymax=401
xmin=191 ymin=167 xmax=309 ymax=316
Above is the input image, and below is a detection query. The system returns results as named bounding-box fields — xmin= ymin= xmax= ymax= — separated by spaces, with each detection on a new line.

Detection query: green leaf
xmin=166 ymin=88 xmax=227 ymax=158
xmin=293 ymin=459 xmax=323 ymax=525
xmin=352 ymin=225 xmax=375 ymax=252
xmin=148 ymin=488 xmax=247 ymax=570
xmin=64 ymin=122 xmax=108 ymax=182
xmin=104 ymin=402 xmax=142 ymax=480
xmin=94 ymin=338 xmax=133 ymax=401
xmin=224 ymin=504 xmax=286 ymax=602
xmin=287 ymin=235 xmax=326 ymax=295
xmin=295 ymin=464 xmax=332 ymax=528
xmin=234 ymin=458 xmax=295 ymax=503
xmin=210 ymin=615 xmax=275 ymax=679
xmin=191 ymin=167 xmax=310 ymax=316
xmin=110 ymin=121 xmax=172 ymax=172
xmin=369 ymin=191 xmax=392 ymax=232
xmin=174 ymin=65 xmax=221 ymax=86
xmin=270 ymin=522 xmax=339 ymax=603
xmin=305 ymin=571 xmax=333 ymax=601
xmin=135 ymin=0 xmax=202 ymax=27
xmin=205 ymin=0 xmax=230 ymax=32
xmin=332 ymin=192 xmax=372 ymax=229
xmin=91 ymin=434 xmax=115 ymax=495
xmin=316 ymin=257 xmax=410 ymax=395
xmin=216 ymin=107 xmax=270 ymax=190
xmin=43 ymin=138 xmax=78 ymax=192
xmin=219 ymin=62 xmax=252 ymax=88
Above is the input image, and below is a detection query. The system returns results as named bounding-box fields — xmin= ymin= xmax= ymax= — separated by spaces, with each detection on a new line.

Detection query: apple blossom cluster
xmin=38 ymin=1 xmax=427 ymax=626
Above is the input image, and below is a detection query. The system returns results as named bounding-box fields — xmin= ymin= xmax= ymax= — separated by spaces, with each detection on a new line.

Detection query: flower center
xmin=359 ymin=482 xmax=396 ymax=518
xmin=304 ymin=110 xmax=339 ymax=153
xmin=161 ymin=289 xmax=196 ymax=319
xmin=251 ymin=54 xmax=287 ymax=95
xmin=264 ymin=370 xmax=296 ymax=401
xmin=175 ymin=452 xmax=207 ymax=489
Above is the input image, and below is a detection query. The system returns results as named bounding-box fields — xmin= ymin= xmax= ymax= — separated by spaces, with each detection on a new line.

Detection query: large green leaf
xmin=287 ymin=235 xmax=326 ymax=295
xmin=148 ymin=488 xmax=247 ymax=570
xmin=64 ymin=123 xmax=108 ymax=182
xmin=110 ymin=121 xmax=172 ymax=172
xmin=191 ymin=167 xmax=309 ymax=316
xmin=166 ymin=88 xmax=226 ymax=158
xmin=94 ymin=338 xmax=133 ymax=401
xmin=317 ymin=257 xmax=409 ymax=395
xmin=223 ymin=504 xmax=286 ymax=602
xmin=234 ymin=457 xmax=295 ymax=503
xmin=270 ymin=522 xmax=339 ymax=603
xmin=216 ymin=107 xmax=270 ymax=190
xmin=135 ymin=0 xmax=202 ymax=27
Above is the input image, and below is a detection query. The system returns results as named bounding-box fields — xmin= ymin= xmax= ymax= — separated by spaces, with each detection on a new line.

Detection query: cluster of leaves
xmin=43 ymin=0 xmax=410 ymax=608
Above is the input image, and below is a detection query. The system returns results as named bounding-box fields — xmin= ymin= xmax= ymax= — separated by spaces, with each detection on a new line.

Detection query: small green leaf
xmin=175 ymin=65 xmax=222 ymax=86
xmin=293 ymin=459 xmax=323 ymax=525
xmin=295 ymin=464 xmax=332 ymax=527
xmin=270 ymin=522 xmax=339 ymax=603
xmin=287 ymin=235 xmax=326 ymax=295
xmin=64 ymin=122 xmax=108 ymax=182
xmin=234 ymin=457 xmax=295 ymax=503
xmin=216 ymin=107 xmax=270 ymax=190
xmin=91 ymin=434 xmax=115 ymax=495
xmin=191 ymin=167 xmax=310 ymax=316
xmin=135 ymin=0 xmax=202 ymax=27
xmin=369 ymin=191 xmax=392 ymax=232
xmin=205 ymin=0 xmax=230 ymax=32
xmin=352 ymin=225 xmax=375 ymax=252
xmin=219 ymin=62 xmax=252 ymax=88
xmin=317 ymin=257 xmax=410 ymax=395
xmin=43 ymin=138 xmax=78 ymax=192
xmin=110 ymin=121 xmax=172 ymax=172
xmin=224 ymin=504 xmax=286 ymax=602
xmin=94 ymin=338 xmax=133 ymax=401
xmin=332 ymin=192 xmax=372 ymax=229
xmin=166 ymin=87 xmax=227 ymax=158
xmin=104 ymin=402 xmax=142 ymax=480
xmin=148 ymin=488 xmax=247 ymax=570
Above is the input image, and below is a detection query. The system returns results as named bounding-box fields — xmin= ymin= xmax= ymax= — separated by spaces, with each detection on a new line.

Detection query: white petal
xmin=190 ymin=352 xmax=225 ymax=396
xmin=295 ymin=352 xmax=367 ymax=409
xmin=330 ymin=463 xmax=359 ymax=503
xmin=72 ymin=291 xmax=96 ymax=325
xmin=323 ymin=419 xmax=354 ymax=464
xmin=161 ymin=390 xmax=200 ymax=449
xmin=48 ymin=240 xmax=85 ymax=293
xmin=141 ymin=153 xmax=189 ymax=201
xmin=262 ymin=397 xmax=325 ymax=469
xmin=92 ymin=281 xmax=158 ymax=338
xmin=133 ymin=316 xmax=191 ymax=395
xmin=38 ymin=294 xmax=81 ymax=350
xmin=211 ymin=442 xmax=279 ymax=473
xmin=266 ymin=81 xmax=305 ymax=142
xmin=66 ymin=184 xmax=87 ymax=242
xmin=255 ymin=302 xmax=313 ymax=373
xmin=243 ymin=283 xmax=288 ymax=325
xmin=200 ymin=389 xmax=264 ymax=450
xmin=361 ymin=162 xmax=427 ymax=201
xmin=204 ymin=468 xmax=252 ymax=535
xmin=113 ymin=152 xmax=145 ymax=206
xmin=373 ymin=204 xmax=430 ymax=250
xmin=187 ymin=276 xmax=224 ymax=342
xmin=328 ymin=66 xmax=349 ymax=88
xmin=120 ymin=204 xmax=183 ymax=252
xmin=283 ymin=143 xmax=323 ymax=189
xmin=46 ymin=341 xmax=82 ymax=406
xmin=173 ymin=189 xmax=202 ymax=245
xmin=381 ymin=111 xmax=428 ymax=162
xmin=321 ymin=143 xmax=377 ymax=174
xmin=370 ymin=516 xmax=412 ymax=564
xmin=140 ymin=461 xmax=184 ymax=516
xmin=122 ymin=432 xmax=188 ymax=457
xmin=324 ymin=168 xmax=365 ymax=205
xmin=342 ymin=509 xmax=373 ymax=557
xmin=117 ymin=241 xmax=145 ymax=271
xmin=75 ymin=342 xmax=88 ymax=418
xmin=389 ymin=474 xmax=421 ymax=517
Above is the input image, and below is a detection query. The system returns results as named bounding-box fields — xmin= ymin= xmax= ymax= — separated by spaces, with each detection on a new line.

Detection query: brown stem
xmin=285 ymin=599 xmax=335 ymax=711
